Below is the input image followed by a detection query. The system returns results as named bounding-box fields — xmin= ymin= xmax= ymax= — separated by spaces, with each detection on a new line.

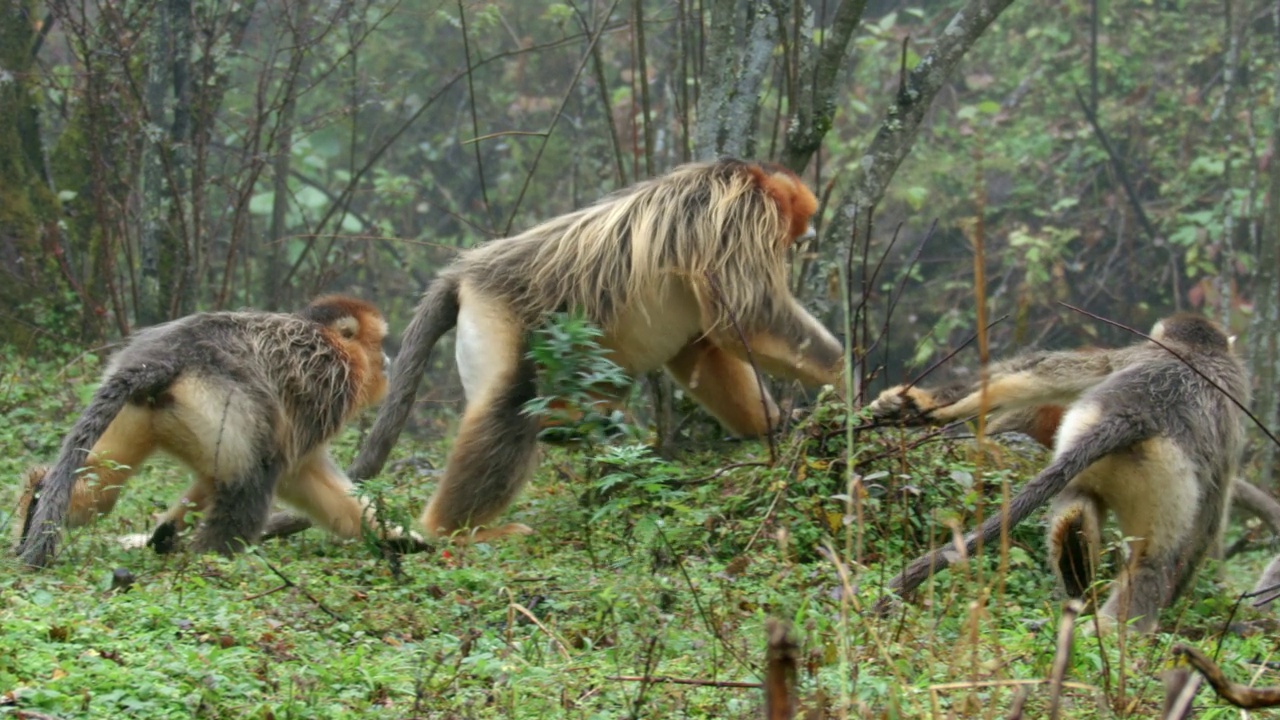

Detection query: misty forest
xmin=4 ymin=0 xmax=1280 ymax=717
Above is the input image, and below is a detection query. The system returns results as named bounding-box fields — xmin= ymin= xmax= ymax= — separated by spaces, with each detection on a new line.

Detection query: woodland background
xmin=7 ymin=0 xmax=1280 ymax=461
xmin=4 ymin=0 xmax=1280 ymax=717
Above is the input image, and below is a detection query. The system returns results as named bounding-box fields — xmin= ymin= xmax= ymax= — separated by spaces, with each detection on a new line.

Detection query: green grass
xmin=2 ymin=353 xmax=1279 ymax=719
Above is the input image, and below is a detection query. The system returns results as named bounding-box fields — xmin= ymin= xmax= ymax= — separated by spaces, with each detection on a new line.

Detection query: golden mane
xmin=456 ymin=159 xmax=801 ymax=334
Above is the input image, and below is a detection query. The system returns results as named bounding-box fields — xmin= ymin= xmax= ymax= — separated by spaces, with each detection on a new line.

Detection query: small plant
xmin=522 ymin=312 xmax=637 ymax=446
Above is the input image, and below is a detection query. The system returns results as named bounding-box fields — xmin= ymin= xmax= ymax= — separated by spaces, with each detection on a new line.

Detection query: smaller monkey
xmin=14 ymin=295 xmax=406 ymax=568
xmin=870 ymin=313 xmax=1248 ymax=632
xmin=988 ymin=405 xmax=1280 ymax=540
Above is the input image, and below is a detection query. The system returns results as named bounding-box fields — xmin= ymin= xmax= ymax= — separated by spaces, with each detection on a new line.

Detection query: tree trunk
xmin=1246 ymin=7 xmax=1280 ymax=492
xmin=138 ymin=0 xmax=194 ymax=325
xmin=0 ymin=1 xmax=63 ymax=342
xmin=824 ymin=0 xmax=1020 ymax=250
xmin=694 ymin=0 xmax=779 ymax=159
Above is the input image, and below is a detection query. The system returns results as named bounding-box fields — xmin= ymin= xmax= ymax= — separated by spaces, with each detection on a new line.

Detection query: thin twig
xmin=607 ymin=675 xmax=762 ymax=689
xmin=1048 ymin=599 xmax=1084 ymax=720
xmin=508 ymin=599 xmax=572 ymax=661
xmin=705 ymin=272 xmax=778 ymax=465
xmin=253 ymin=550 xmax=345 ymax=623
xmin=902 ymin=314 xmax=1010 ymax=391
xmin=503 ymin=0 xmax=625 ymax=235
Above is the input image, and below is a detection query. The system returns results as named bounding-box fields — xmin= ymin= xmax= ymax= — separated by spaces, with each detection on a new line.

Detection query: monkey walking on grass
xmin=14 ymin=295 xmax=418 ymax=568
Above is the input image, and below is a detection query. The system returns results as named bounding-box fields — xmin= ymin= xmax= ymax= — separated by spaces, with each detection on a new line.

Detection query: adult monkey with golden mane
xmin=348 ymin=158 xmax=845 ymax=542
xmin=14 ymin=296 xmax=409 ymax=568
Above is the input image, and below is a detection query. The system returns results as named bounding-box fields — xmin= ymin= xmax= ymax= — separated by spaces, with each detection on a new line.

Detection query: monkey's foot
xmin=448 ymin=523 xmax=534 ymax=544
xmin=118 ymin=533 xmax=153 ymax=550
xmin=378 ymin=526 xmax=432 ymax=554
xmin=868 ymin=385 xmax=943 ymax=425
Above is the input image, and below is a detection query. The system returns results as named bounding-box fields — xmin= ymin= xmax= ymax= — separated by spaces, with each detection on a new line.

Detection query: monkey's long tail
xmin=874 ymin=412 xmax=1151 ymax=611
xmin=17 ymin=361 xmax=179 ymax=569
xmin=349 ymin=273 xmax=461 ymax=480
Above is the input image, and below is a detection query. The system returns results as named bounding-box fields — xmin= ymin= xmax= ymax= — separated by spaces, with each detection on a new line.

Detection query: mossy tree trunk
xmin=0 ymin=1 xmax=66 ymax=344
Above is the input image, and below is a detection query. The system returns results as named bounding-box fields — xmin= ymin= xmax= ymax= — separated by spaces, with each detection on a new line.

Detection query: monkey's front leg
xmin=666 ymin=338 xmax=781 ymax=437
xmin=716 ymin=297 xmax=846 ymax=390
xmin=870 ymin=349 xmax=1116 ymax=425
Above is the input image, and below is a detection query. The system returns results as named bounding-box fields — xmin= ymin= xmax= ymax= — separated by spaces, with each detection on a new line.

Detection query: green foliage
xmin=1 ymin=361 xmax=1277 ymax=717
xmin=523 ymin=312 xmax=636 ymax=445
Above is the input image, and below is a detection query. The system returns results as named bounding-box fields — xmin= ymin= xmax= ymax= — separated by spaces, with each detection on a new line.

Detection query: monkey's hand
xmin=867 ymin=385 xmax=949 ymax=425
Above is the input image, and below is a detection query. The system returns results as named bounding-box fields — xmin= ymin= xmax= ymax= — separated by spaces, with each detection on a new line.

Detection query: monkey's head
xmin=1150 ymin=313 xmax=1232 ymax=353
xmin=748 ymin=163 xmax=819 ymax=245
xmin=303 ymin=295 xmax=391 ymax=408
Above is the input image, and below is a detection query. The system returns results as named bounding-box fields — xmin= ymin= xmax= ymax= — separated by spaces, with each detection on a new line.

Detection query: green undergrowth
xmin=1 ymin=352 xmax=1279 ymax=719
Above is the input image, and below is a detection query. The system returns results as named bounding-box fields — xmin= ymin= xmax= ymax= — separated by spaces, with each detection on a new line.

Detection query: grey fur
xmin=349 ymin=274 xmax=459 ymax=481
xmin=874 ymin=314 xmax=1249 ymax=631
xmin=16 ymin=303 xmax=375 ymax=568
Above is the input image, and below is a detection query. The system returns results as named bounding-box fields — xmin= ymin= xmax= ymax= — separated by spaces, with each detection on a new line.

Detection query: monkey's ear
xmin=333 ymin=316 xmax=359 ymax=339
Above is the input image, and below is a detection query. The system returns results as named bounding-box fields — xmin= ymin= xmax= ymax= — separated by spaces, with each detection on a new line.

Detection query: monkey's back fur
xmin=115 ymin=312 xmax=360 ymax=459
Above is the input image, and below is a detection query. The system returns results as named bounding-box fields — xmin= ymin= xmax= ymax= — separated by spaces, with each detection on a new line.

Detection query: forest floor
xmin=2 ymin=355 xmax=1279 ymax=719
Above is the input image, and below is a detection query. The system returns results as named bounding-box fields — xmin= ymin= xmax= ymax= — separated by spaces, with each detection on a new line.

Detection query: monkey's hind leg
xmin=1097 ymin=548 xmax=1183 ymax=634
xmin=190 ymin=458 xmax=284 ymax=556
xmin=1047 ymin=488 xmax=1104 ymax=600
xmin=143 ymin=477 xmax=215 ymax=554
xmin=16 ymin=406 xmax=156 ymax=552
xmin=422 ymin=293 xmax=540 ymax=542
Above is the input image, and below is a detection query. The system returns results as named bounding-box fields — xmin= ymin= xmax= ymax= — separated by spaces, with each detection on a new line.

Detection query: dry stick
xmin=1161 ymin=667 xmax=1204 ymax=720
xmin=507 ymin=601 xmax=572 ymax=662
xmin=1048 ymin=599 xmax=1084 ymax=720
xmin=1172 ymin=644 xmax=1280 ymax=709
xmin=763 ymin=619 xmax=799 ymax=720
xmin=253 ymin=550 xmax=345 ymax=623
xmin=1058 ymin=302 xmax=1280 ymax=449
xmin=607 ymin=675 xmax=762 ymax=689
xmin=705 ymin=273 xmax=778 ymax=465
xmin=1004 ymin=686 xmax=1030 ymax=720
xmin=457 ymin=0 xmax=493 ymax=229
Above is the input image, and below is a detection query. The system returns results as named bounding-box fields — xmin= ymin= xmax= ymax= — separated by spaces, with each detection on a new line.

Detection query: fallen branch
xmin=1173 ymin=644 xmax=1280 ymax=709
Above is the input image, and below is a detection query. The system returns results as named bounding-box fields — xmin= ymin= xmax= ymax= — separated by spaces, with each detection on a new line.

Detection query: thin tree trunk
xmin=824 ymin=0 xmax=1019 ymax=251
xmin=694 ymin=0 xmax=778 ymax=158
xmin=778 ymin=0 xmax=868 ymax=173
xmin=0 ymin=0 xmax=63 ymax=341
xmin=1246 ymin=0 xmax=1280 ymax=492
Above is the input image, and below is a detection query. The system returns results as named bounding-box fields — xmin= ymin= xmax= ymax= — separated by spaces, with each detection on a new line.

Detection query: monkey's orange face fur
xmin=308 ymin=295 xmax=391 ymax=410
xmin=750 ymin=166 xmax=819 ymax=244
